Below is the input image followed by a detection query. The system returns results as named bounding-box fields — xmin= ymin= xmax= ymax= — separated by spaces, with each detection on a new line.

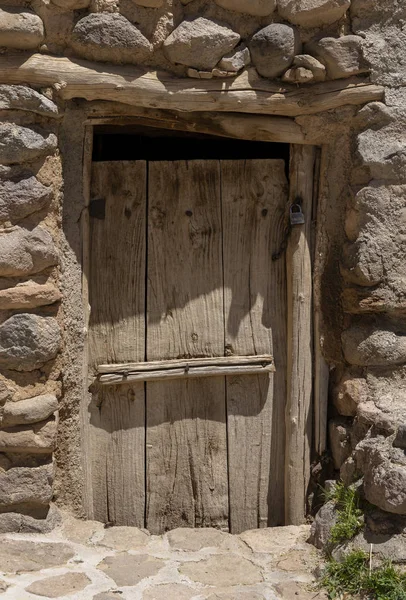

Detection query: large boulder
xmin=71 ymin=13 xmax=152 ymax=65
xmin=306 ymin=35 xmax=369 ymax=79
xmin=0 ymin=462 xmax=54 ymax=508
xmin=278 ymin=0 xmax=350 ymax=28
xmin=0 ymin=85 xmax=58 ymax=117
xmin=0 ymin=7 xmax=44 ymax=50
xmin=0 ymin=314 xmax=62 ymax=372
xmin=163 ymin=18 xmax=240 ymax=70
xmin=0 ymin=174 xmax=53 ymax=224
xmin=1 ymin=394 xmax=58 ymax=428
xmin=214 ymin=0 xmax=276 ymax=16
xmin=249 ymin=24 xmax=301 ymax=78
xmin=342 ymin=326 xmax=406 ymax=367
xmin=0 ymin=226 xmax=58 ymax=277
xmin=0 ymin=124 xmax=57 ymax=165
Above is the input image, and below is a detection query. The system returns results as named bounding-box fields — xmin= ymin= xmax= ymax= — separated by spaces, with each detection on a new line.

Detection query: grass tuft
xmin=325 ymin=482 xmax=364 ymax=548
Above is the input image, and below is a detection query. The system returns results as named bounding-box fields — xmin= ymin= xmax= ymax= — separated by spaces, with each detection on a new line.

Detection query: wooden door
xmin=88 ymin=158 xmax=288 ymax=534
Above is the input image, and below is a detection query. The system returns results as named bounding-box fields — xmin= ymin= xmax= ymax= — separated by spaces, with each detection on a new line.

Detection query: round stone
xmin=249 ymin=24 xmax=301 ymax=78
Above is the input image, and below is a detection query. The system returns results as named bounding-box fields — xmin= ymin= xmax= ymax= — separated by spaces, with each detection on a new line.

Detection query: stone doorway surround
xmin=0 ymin=0 xmax=405 ymax=542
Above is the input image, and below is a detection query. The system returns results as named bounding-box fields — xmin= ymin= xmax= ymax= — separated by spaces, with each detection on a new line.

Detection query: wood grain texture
xmin=0 ymin=54 xmax=384 ymax=117
xmin=222 ymin=160 xmax=288 ymax=532
xmin=98 ymin=355 xmax=275 ymax=373
xmin=285 ymin=146 xmax=315 ymax=525
xmin=146 ymin=161 xmax=228 ymax=533
xmin=89 ymin=161 xmax=146 ymax=525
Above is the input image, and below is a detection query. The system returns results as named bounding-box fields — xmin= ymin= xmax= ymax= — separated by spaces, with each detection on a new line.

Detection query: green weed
xmin=327 ymin=482 xmax=364 ymax=547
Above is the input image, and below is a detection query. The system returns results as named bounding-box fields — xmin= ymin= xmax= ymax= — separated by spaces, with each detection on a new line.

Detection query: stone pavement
xmin=0 ymin=513 xmax=328 ymax=599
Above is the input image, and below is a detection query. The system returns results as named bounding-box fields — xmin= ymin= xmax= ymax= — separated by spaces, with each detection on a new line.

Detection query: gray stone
xmin=333 ymin=375 xmax=368 ymax=417
xmin=0 ymin=85 xmax=57 ymax=117
xmin=163 ymin=18 xmax=240 ymax=70
xmin=0 ymin=538 xmax=73 ymax=574
xmin=329 ymin=418 xmax=352 ymax=470
xmin=308 ymin=500 xmax=338 ymax=549
xmin=71 ymin=13 xmax=152 ymax=65
xmin=0 ymin=504 xmax=61 ymax=533
xmin=0 ymin=226 xmax=58 ymax=278
xmin=218 ymin=44 xmax=251 ymax=72
xmin=98 ymin=525 xmax=150 ymax=551
xmin=0 ymin=124 xmax=57 ymax=165
xmin=342 ymin=326 xmax=406 ymax=367
xmin=249 ymin=24 xmax=301 ymax=79
xmin=293 ymin=54 xmax=326 ymax=81
xmin=0 ymin=462 xmax=53 ymax=508
xmin=1 ymin=394 xmax=58 ymax=427
xmin=214 ymin=0 xmax=276 ymax=16
xmin=26 ymin=572 xmax=91 ymax=598
xmin=0 ymin=175 xmax=53 ymax=224
xmin=350 ymin=530 xmax=406 ymax=564
xmin=394 ymin=425 xmax=406 ymax=450
xmin=143 ymin=584 xmax=198 ymax=600
xmin=341 ymin=239 xmax=385 ymax=286
xmin=92 ymin=594 xmax=122 ymax=600
xmin=0 ymin=314 xmax=62 ymax=372
xmin=357 ymin=128 xmax=406 ymax=183
xmin=167 ymin=527 xmax=245 ymax=554
xmin=0 ymin=281 xmax=62 ymax=310
xmin=180 ymin=555 xmax=263 ymax=586
xmin=306 ymin=35 xmax=369 ymax=79
xmin=0 ymin=418 xmax=57 ymax=453
xmin=239 ymin=525 xmax=308 ymax=552
xmin=278 ymin=0 xmax=350 ymax=28
xmin=98 ymin=553 xmax=165 ymax=586
xmin=0 ymin=7 xmax=44 ymax=50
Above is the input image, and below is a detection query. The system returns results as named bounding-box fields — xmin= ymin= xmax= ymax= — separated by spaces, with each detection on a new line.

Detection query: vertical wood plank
xmin=222 ymin=159 xmax=288 ymax=532
xmin=146 ymin=160 xmax=228 ymax=534
xmin=285 ymin=145 xmax=315 ymax=525
xmin=88 ymin=161 xmax=146 ymax=526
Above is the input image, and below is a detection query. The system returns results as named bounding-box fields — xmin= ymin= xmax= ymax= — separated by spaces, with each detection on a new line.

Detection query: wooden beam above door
xmin=0 ymin=54 xmax=384 ymax=117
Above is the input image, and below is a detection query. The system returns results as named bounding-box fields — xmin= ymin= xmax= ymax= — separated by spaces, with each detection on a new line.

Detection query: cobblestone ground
xmin=0 ymin=513 xmax=328 ymax=599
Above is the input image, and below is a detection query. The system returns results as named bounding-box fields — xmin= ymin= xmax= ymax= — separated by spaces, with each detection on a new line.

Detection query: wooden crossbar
xmin=97 ymin=355 xmax=275 ymax=385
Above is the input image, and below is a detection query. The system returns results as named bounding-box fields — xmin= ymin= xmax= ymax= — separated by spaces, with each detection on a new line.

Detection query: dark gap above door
xmin=92 ymin=125 xmax=290 ymax=173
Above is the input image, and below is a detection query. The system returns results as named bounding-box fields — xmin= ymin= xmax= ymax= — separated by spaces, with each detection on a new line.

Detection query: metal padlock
xmin=289 ymin=203 xmax=305 ymax=226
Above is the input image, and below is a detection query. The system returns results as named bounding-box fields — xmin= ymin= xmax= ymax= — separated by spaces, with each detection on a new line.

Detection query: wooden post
xmin=285 ymin=145 xmax=315 ymax=525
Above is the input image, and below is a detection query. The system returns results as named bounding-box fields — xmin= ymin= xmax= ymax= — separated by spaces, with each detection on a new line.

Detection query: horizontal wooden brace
xmin=0 ymin=54 xmax=384 ymax=118
xmin=97 ymin=355 xmax=275 ymax=386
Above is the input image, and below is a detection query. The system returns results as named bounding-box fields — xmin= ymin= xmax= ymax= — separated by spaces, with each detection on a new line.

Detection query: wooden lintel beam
xmin=0 ymin=54 xmax=384 ymax=118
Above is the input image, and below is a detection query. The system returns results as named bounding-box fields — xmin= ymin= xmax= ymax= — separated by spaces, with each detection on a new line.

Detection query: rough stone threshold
xmin=0 ymin=511 xmax=327 ymax=599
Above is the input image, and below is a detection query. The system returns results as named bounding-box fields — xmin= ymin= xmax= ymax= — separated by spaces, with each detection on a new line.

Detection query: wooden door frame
xmin=81 ymin=113 xmax=326 ymax=526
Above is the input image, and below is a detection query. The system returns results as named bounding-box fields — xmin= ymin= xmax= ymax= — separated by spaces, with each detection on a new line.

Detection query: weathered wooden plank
xmin=99 ymin=364 xmax=274 ymax=385
xmin=285 ymin=146 xmax=315 ymax=525
xmin=98 ymin=354 xmax=274 ymax=373
xmin=0 ymin=54 xmax=384 ymax=117
xmin=88 ymin=161 xmax=146 ymax=525
xmin=222 ymin=159 xmax=288 ymax=532
xmin=146 ymin=160 xmax=228 ymax=534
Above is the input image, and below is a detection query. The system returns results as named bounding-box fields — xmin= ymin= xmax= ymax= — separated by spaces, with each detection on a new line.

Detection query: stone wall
xmin=0 ymin=0 xmax=404 ymax=537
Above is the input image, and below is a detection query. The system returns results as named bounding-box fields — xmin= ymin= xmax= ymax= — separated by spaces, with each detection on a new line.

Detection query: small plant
xmin=320 ymin=550 xmax=406 ymax=600
xmin=327 ymin=482 xmax=364 ymax=547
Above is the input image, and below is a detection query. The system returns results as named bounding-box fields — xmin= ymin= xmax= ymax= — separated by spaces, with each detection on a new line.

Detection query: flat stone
xmin=26 ymin=572 xmax=91 ymax=598
xmin=0 ymin=123 xmax=57 ymax=165
xmin=293 ymin=54 xmax=326 ymax=81
xmin=163 ymin=18 xmax=240 ymax=70
xmin=0 ymin=85 xmax=57 ymax=117
xmin=0 ymin=504 xmax=61 ymax=533
xmin=1 ymin=394 xmax=58 ymax=427
xmin=0 ymin=7 xmax=44 ymax=50
xmin=214 ymin=0 xmax=276 ymax=16
xmin=278 ymin=0 xmax=350 ymax=27
xmin=249 ymin=24 xmax=301 ymax=79
xmin=239 ymin=525 xmax=309 ymax=553
xmin=180 ymin=554 xmax=263 ymax=586
xmin=0 ymin=418 xmax=57 ymax=453
xmin=92 ymin=594 xmax=122 ymax=600
xmin=0 ymin=175 xmax=52 ymax=224
xmin=342 ymin=326 xmax=406 ymax=367
xmin=0 ymin=539 xmax=73 ymax=574
xmin=0 ymin=226 xmax=58 ymax=278
xmin=99 ymin=525 xmax=150 ymax=551
xmin=0 ymin=281 xmax=62 ymax=310
xmin=143 ymin=584 xmax=198 ymax=600
xmin=218 ymin=44 xmax=251 ymax=72
xmin=167 ymin=527 xmax=246 ymax=554
xmin=275 ymin=548 xmax=311 ymax=572
xmin=0 ymin=314 xmax=61 ymax=372
xmin=71 ymin=13 xmax=152 ymax=65
xmin=274 ymin=581 xmax=327 ymax=599
xmin=60 ymin=512 xmax=105 ymax=544
xmin=203 ymin=591 xmax=265 ymax=600
xmin=306 ymin=35 xmax=368 ymax=79
xmin=98 ymin=553 xmax=164 ymax=586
